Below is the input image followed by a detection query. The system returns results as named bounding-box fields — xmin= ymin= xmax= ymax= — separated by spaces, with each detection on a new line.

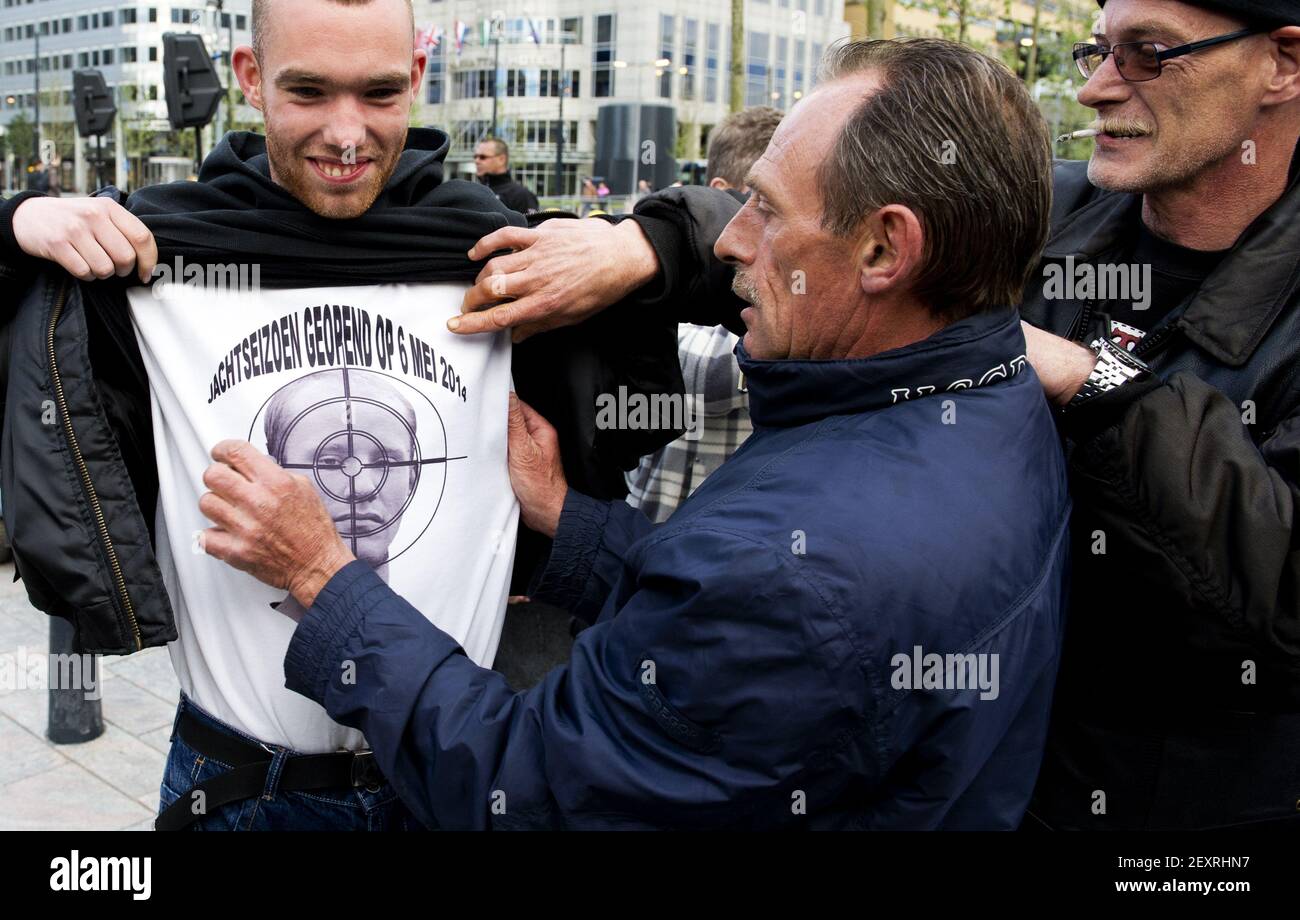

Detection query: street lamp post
xmin=207 ymin=0 xmax=236 ymax=135
xmin=489 ymin=15 xmax=503 ymax=138
xmin=32 ymin=26 xmax=40 ymax=166
xmin=553 ymin=40 xmax=566 ymax=198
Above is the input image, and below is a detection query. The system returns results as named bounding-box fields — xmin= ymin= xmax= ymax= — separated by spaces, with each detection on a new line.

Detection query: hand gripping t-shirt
xmin=128 ymin=280 xmax=518 ymax=753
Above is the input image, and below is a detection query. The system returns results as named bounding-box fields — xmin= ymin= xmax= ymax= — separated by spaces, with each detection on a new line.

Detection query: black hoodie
xmin=0 ymin=128 xmax=683 ymax=650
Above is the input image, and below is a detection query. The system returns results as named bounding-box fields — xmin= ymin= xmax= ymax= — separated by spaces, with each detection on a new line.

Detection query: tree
xmin=729 ymin=0 xmax=744 ymax=113
xmin=915 ymin=0 xmax=995 ymax=46
xmin=6 ymin=113 xmax=35 ymax=172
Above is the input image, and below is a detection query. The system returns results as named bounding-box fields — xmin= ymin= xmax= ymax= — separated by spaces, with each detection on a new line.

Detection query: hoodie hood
xmin=123 ymin=128 xmax=525 ymax=287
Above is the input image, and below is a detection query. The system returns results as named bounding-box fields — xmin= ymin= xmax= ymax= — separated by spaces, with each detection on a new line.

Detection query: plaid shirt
xmin=625 ymin=324 xmax=752 ymax=523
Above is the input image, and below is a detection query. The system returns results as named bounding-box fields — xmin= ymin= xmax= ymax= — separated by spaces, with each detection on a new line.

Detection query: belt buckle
xmin=350 ymin=750 xmax=383 ymax=793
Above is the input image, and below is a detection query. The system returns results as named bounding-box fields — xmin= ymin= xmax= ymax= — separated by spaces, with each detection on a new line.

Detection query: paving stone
xmin=138 ymin=724 xmax=176 ymax=756
xmin=60 ymin=723 xmax=168 ymax=801
xmin=102 ymin=675 xmax=177 ymax=736
xmin=106 ymin=648 xmax=180 ymax=704
xmin=0 ymin=761 xmax=153 ymax=830
xmin=0 ymin=713 xmax=66 ymax=787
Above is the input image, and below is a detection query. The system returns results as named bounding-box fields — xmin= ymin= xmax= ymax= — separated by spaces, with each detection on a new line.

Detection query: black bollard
xmin=46 ymin=615 xmax=104 ymax=744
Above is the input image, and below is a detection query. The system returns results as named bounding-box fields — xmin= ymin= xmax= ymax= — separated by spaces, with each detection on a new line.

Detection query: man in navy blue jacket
xmin=199 ymin=39 xmax=1071 ymax=829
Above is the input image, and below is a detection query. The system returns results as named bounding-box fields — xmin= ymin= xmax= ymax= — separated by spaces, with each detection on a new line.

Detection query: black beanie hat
xmin=1096 ymin=0 xmax=1299 ymax=29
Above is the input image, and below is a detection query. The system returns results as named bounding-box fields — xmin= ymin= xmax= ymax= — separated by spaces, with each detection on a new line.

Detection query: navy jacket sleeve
xmin=528 ymin=490 xmax=656 ymax=621
xmin=283 ymin=497 xmax=862 ymax=830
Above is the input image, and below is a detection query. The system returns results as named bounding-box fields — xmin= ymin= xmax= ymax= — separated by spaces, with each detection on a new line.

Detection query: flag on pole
xmin=415 ymin=23 xmax=441 ymax=51
xmin=527 ymin=18 xmax=542 ymax=45
xmin=454 ymin=20 xmax=470 ymax=54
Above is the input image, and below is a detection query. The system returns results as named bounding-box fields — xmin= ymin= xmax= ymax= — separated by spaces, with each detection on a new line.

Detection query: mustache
xmin=1089 ymin=116 xmax=1153 ymax=138
xmin=731 ymin=271 xmax=761 ymax=305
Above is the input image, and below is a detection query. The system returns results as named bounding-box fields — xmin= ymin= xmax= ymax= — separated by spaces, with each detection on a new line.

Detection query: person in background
xmin=474 ymin=137 xmax=538 ymax=214
xmin=625 ymin=106 xmax=783 ymax=522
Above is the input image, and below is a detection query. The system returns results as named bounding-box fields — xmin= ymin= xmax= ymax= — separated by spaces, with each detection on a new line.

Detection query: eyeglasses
xmin=1072 ymin=27 xmax=1261 ymax=82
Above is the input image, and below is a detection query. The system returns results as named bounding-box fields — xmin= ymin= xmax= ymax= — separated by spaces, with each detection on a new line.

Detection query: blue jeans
xmin=158 ymin=694 xmax=426 ymax=831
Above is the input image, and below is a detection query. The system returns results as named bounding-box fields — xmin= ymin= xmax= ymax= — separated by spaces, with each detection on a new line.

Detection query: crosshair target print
xmin=248 ymin=367 xmax=465 ymax=576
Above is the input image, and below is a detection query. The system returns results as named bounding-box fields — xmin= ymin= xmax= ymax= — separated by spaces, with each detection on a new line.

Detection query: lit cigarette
xmin=1057 ymin=128 xmax=1101 ymax=142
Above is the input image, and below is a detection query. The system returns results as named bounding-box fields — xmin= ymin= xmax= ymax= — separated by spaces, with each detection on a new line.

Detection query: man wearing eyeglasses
xmin=1012 ymin=0 xmax=1300 ymax=831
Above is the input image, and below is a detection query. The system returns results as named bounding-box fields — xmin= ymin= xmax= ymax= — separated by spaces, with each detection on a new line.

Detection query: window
xmin=103 ymin=11 xmax=114 ymax=27
xmin=103 ymin=48 xmax=114 ymax=65
xmin=149 ymin=8 xmax=158 ymax=23
xmin=62 ymin=53 xmax=71 ymax=68
xmin=775 ymin=36 xmax=787 ymax=108
xmin=453 ymin=69 xmax=495 ymax=99
xmin=123 ymin=46 xmax=137 ymax=63
xmin=794 ymin=39 xmax=805 ymax=95
xmin=682 ymin=19 xmax=697 ymax=101
xmin=92 ymin=12 xmax=100 ymax=29
xmin=745 ymin=31 xmax=769 ymax=107
xmin=593 ymin=14 xmax=615 ymax=98
xmin=122 ymin=9 xmax=136 ymax=25
xmin=706 ymin=22 xmax=721 ymax=104
xmin=658 ymin=15 xmax=673 ymax=99
xmin=77 ymin=51 xmax=89 ymax=67
xmin=562 ymin=17 xmax=581 ymax=44
xmin=77 ymin=15 xmax=88 ymax=30
xmin=61 ymin=17 xmax=71 ymax=32
xmin=148 ymin=45 xmax=158 ymax=62
xmin=426 ymin=39 xmax=444 ymax=105
xmin=236 ymin=14 xmax=247 ymax=30
xmin=811 ymin=42 xmax=823 ymax=86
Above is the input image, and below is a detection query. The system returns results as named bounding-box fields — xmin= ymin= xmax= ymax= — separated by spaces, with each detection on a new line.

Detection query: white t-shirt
xmin=128 ymin=281 xmax=518 ymax=753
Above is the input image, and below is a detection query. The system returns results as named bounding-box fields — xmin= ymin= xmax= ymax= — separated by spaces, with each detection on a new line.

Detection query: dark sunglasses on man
xmin=1073 ymin=26 xmax=1263 ymax=82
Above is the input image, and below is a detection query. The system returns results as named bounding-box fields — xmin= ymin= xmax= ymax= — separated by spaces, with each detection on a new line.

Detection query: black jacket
xmin=626 ymin=161 xmax=1300 ymax=829
xmin=479 ymin=170 xmax=538 ymax=215
xmin=1020 ymin=160 xmax=1300 ymax=830
xmin=0 ymin=129 xmax=683 ymax=654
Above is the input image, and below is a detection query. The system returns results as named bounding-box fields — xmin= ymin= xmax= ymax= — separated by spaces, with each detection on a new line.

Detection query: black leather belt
xmin=154 ymin=707 xmax=387 ymax=831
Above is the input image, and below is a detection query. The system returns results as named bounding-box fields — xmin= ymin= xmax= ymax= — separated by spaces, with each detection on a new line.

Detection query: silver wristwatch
xmin=1066 ymin=336 xmax=1151 ymax=410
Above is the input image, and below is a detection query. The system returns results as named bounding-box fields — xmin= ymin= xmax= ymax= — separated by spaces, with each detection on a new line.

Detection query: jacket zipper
xmin=1133 ymin=321 xmax=1177 ymax=359
xmin=46 ymin=279 xmax=143 ymax=651
xmin=1070 ymin=299 xmax=1095 ymax=344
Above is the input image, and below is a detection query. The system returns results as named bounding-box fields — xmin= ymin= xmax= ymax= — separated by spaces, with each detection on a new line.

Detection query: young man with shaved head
xmin=0 ymin=0 xmax=678 ymax=830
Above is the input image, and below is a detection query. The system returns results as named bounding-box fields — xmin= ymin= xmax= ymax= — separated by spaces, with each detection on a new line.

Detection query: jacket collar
xmin=740 ymin=309 xmax=1027 ymax=428
xmin=1043 ymin=160 xmax=1300 ymax=367
xmin=482 ymin=169 xmax=514 ymax=188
